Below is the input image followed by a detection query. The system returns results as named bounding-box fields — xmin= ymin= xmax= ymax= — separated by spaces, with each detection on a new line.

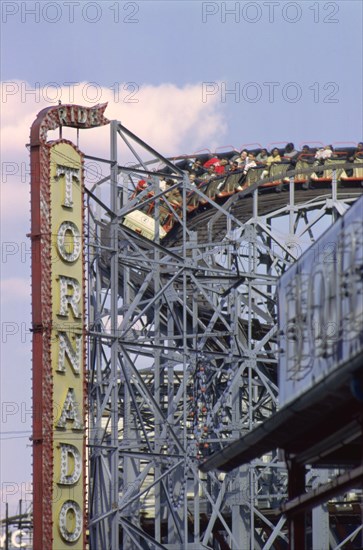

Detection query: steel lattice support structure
xmin=86 ymin=121 xmax=362 ymax=549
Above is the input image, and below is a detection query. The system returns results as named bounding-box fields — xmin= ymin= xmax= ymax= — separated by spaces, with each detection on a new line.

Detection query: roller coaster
xmin=86 ymin=122 xmax=362 ymax=549
xmin=119 ymin=143 xmax=363 ymax=241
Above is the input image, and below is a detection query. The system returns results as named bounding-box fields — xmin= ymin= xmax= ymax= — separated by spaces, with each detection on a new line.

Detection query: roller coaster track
xmin=87 ymin=123 xmax=362 ymax=550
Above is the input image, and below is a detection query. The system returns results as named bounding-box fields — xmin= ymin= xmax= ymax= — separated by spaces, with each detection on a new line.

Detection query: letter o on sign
xmin=57 ymin=221 xmax=81 ymax=262
xmin=59 ymin=500 xmax=83 ymax=542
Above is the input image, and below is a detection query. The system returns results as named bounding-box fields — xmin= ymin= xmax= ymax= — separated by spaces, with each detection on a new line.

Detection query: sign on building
xmin=30 ymin=104 xmax=109 ymax=549
xmin=278 ymin=196 xmax=363 ymax=406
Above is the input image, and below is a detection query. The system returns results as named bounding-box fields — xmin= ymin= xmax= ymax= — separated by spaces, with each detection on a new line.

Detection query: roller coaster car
xmin=123 ymin=153 xmax=363 ymax=242
xmin=122 ymin=210 xmax=167 ymax=240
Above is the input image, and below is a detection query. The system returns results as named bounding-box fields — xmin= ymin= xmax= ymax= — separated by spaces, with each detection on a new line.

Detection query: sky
xmin=1 ymin=0 xmax=362 ymax=518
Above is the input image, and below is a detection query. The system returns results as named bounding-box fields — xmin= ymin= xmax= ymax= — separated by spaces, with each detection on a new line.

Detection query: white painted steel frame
xmin=87 ymin=122 xmax=362 ymax=549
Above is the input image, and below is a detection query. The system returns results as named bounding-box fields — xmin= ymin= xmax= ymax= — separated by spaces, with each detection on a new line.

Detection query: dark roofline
xmin=199 ymin=351 xmax=363 ymax=473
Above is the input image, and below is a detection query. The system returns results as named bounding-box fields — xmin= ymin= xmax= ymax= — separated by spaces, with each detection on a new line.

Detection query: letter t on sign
xmin=56 ymin=166 xmax=81 ymax=208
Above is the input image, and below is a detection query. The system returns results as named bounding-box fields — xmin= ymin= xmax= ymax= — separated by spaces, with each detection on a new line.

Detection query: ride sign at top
xmin=30 ymin=102 xmax=109 ymax=145
xmin=57 ymin=104 xmax=109 ymax=127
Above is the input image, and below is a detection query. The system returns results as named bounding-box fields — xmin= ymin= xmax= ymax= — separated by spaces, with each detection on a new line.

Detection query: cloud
xmin=1 ymin=79 xmax=228 ymax=231
xmin=1 ymin=80 xmax=227 ymax=158
xmin=0 ymin=277 xmax=31 ymax=303
xmin=0 ymin=181 xmax=30 ymax=248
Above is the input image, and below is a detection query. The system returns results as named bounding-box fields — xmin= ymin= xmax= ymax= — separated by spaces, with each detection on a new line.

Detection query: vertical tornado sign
xmin=30 ymin=104 xmax=109 ymax=549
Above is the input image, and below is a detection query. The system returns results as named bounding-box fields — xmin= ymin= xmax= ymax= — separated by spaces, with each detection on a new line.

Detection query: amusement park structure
xmin=29 ymin=104 xmax=363 ymax=549
xmin=86 ymin=122 xmax=362 ymax=548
